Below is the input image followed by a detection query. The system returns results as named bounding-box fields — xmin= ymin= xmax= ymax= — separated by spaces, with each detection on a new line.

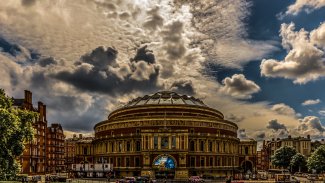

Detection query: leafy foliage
xmin=290 ymin=153 xmax=306 ymax=172
xmin=0 ymin=89 xmax=37 ymax=180
xmin=271 ymin=146 xmax=297 ymax=169
xmin=307 ymin=145 xmax=325 ymax=173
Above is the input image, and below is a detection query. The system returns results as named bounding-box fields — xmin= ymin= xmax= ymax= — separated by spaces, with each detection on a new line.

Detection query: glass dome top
xmin=123 ymin=91 xmax=206 ymax=108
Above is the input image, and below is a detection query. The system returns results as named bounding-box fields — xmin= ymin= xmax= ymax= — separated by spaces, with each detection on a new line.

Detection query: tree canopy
xmin=307 ymin=145 xmax=325 ymax=173
xmin=0 ymin=89 xmax=37 ymax=180
xmin=271 ymin=146 xmax=297 ymax=169
xmin=290 ymin=153 xmax=307 ymax=172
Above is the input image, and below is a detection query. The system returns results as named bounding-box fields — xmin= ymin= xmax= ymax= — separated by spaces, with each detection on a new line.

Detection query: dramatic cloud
xmin=143 ymin=6 xmax=164 ymax=31
xmin=261 ymin=22 xmax=325 ymax=84
xmin=131 ymin=45 xmax=155 ymax=64
xmin=267 ymin=119 xmax=288 ymax=131
xmin=174 ymin=0 xmax=277 ymax=68
xmin=271 ymin=103 xmax=297 ymax=116
xmin=319 ymin=110 xmax=325 ymax=116
xmin=302 ymin=99 xmax=321 ymax=106
xmin=285 ymin=0 xmax=325 ymax=15
xmin=297 ymin=116 xmax=324 ymax=138
xmin=255 ymin=132 xmax=266 ymax=140
xmin=170 ymin=79 xmax=195 ymax=96
xmin=225 ymin=113 xmax=245 ymax=123
xmin=238 ymin=129 xmax=248 ymax=139
xmin=220 ymin=74 xmax=261 ymax=99
xmin=53 ymin=46 xmax=161 ymax=95
xmin=0 ymin=0 xmax=317 ymax=137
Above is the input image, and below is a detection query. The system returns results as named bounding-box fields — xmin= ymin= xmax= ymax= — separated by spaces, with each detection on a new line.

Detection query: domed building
xmin=88 ymin=91 xmax=257 ymax=179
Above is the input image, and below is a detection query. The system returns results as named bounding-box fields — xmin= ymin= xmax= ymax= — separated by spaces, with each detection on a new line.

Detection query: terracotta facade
xmin=72 ymin=91 xmax=257 ymax=178
xmin=13 ymin=90 xmax=47 ymax=175
xmin=46 ymin=123 xmax=65 ymax=173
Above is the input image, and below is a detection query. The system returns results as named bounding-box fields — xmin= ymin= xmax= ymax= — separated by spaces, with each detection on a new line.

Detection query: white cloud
xmin=260 ymin=22 xmax=325 ymax=84
xmin=285 ymin=0 xmax=325 ymax=15
xmin=220 ymin=74 xmax=261 ymax=99
xmin=271 ymin=103 xmax=298 ymax=116
xmin=178 ymin=0 xmax=277 ymax=68
xmin=302 ymin=99 xmax=321 ymax=106
xmin=319 ymin=110 xmax=325 ymax=116
xmin=0 ymin=0 xmax=311 ymax=137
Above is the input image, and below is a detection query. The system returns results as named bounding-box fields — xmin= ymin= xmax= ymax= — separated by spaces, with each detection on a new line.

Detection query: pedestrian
xmin=226 ymin=176 xmax=231 ymax=183
xmin=107 ymin=174 xmax=111 ymax=182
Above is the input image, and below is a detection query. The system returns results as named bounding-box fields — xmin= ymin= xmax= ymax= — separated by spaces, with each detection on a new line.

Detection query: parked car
xmin=136 ymin=176 xmax=149 ymax=183
xmin=189 ymin=176 xmax=204 ymax=183
xmin=307 ymin=174 xmax=318 ymax=181
xmin=290 ymin=176 xmax=300 ymax=183
xmin=124 ymin=177 xmax=136 ymax=183
xmin=202 ymin=175 xmax=215 ymax=180
xmin=294 ymin=172 xmax=303 ymax=177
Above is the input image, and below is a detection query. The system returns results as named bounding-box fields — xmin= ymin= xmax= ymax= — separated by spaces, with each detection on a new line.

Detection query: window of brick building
xmin=135 ymin=157 xmax=140 ymax=167
xmin=190 ymin=157 xmax=195 ymax=167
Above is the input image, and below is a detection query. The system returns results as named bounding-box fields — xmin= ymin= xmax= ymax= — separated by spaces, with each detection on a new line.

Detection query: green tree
xmin=271 ymin=146 xmax=297 ymax=169
xmin=290 ymin=153 xmax=306 ymax=172
xmin=307 ymin=145 xmax=325 ymax=173
xmin=0 ymin=89 xmax=37 ymax=180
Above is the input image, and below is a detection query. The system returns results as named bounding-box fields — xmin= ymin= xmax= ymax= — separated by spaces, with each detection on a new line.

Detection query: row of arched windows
xmin=189 ymin=140 xmax=238 ymax=153
xmin=95 ymin=141 xmax=141 ymax=153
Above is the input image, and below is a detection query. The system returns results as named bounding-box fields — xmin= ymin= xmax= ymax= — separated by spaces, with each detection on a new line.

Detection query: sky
xmin=0 ymin=0 xmax=324 ymax=143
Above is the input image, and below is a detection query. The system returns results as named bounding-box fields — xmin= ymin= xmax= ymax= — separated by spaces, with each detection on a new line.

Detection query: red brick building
xmin=47 ymin=123 xmax=65 ymax=173
xmin=13 ymin=90 xmax=47 ymax=175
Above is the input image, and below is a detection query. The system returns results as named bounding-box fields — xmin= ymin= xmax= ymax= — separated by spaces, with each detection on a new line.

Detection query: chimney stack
xmin=79 ymin=134 xmax=83 ymax=139
xmin=43 ymin=105 xmax=47 ymax=121
xmin=288 ymin=135 xmax=291 ymax=139
xmin=307 ymin=135 xmax=310 ymax=139
xmin=24 ymin=90 xmax=33 ymax=109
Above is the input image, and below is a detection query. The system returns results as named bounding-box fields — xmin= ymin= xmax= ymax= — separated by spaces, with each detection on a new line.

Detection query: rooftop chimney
xmin=322 ymin=139 xmax=324 ymax=142
xmin=79 ymin=134 xmax=83 ymax=139
xmin=307 ymin=135 xmax=310 ymax=139
xmin=24 ymin=90 xmax=33 ymax=109
xmin=288 ymin=135 xmax=291 ymax=139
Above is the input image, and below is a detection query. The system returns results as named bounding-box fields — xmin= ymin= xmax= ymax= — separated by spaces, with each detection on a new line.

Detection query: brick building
xmin=13 ymin=90 xmax=47 ymax=175
xmin=65 ymin=134 xmax=84 ymax=171
xmin=258 ymin=135 xmax=311 ymax=170
xmin=47 ymin=123 xmax=65 ymax=173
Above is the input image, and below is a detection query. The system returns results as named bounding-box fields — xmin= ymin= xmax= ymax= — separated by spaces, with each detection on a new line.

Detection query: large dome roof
xmin=123 ymin=91 xmax=206 ymax=108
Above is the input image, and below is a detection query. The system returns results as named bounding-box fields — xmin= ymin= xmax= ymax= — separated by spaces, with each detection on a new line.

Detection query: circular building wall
xmin=93 ymin=91 xmax=240 ymax=178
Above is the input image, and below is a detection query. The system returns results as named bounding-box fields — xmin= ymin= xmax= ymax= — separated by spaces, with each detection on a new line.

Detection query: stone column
xmin=169 ymin=136 xmax=172 ymax=149
xmin=176 ymin=136 xmax=180 ymax=149
xmin=158 ymin=136 xmax=161 ymax=150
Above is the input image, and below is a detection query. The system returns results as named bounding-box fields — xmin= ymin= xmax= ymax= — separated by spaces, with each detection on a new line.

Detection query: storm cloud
xmin=267 ymin=119 xmax=288 ymax=131
xmin=53 ymin=46 xmax=161 ymax=96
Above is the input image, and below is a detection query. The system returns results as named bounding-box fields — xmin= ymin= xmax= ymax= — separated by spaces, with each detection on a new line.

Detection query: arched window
xmin=245 ymin=146 xmax=249 ymax=155
xmin=136 ymin=141 xmax=141 ymax=151
xmin=118 ymin=142 xmax=122 ymax=152
xmin=111 ymin=142 xmax=114 ymax=152
xmin=200 ymin=141 xmax=205 ymax=151
xmin=223 ymin=143 xmax=226 ymax=152
xmin=217 ymin=142 xmax=219 ymax=152
xmin=209 ymin=141 xmax=213 ymax=152
xmin=190 ymin=141 xmax=195 ymax=151
xmin=145 ymin=136 xmax=149 ymax=149
xmin=126 ymin=141 xmax=130 ymax=151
